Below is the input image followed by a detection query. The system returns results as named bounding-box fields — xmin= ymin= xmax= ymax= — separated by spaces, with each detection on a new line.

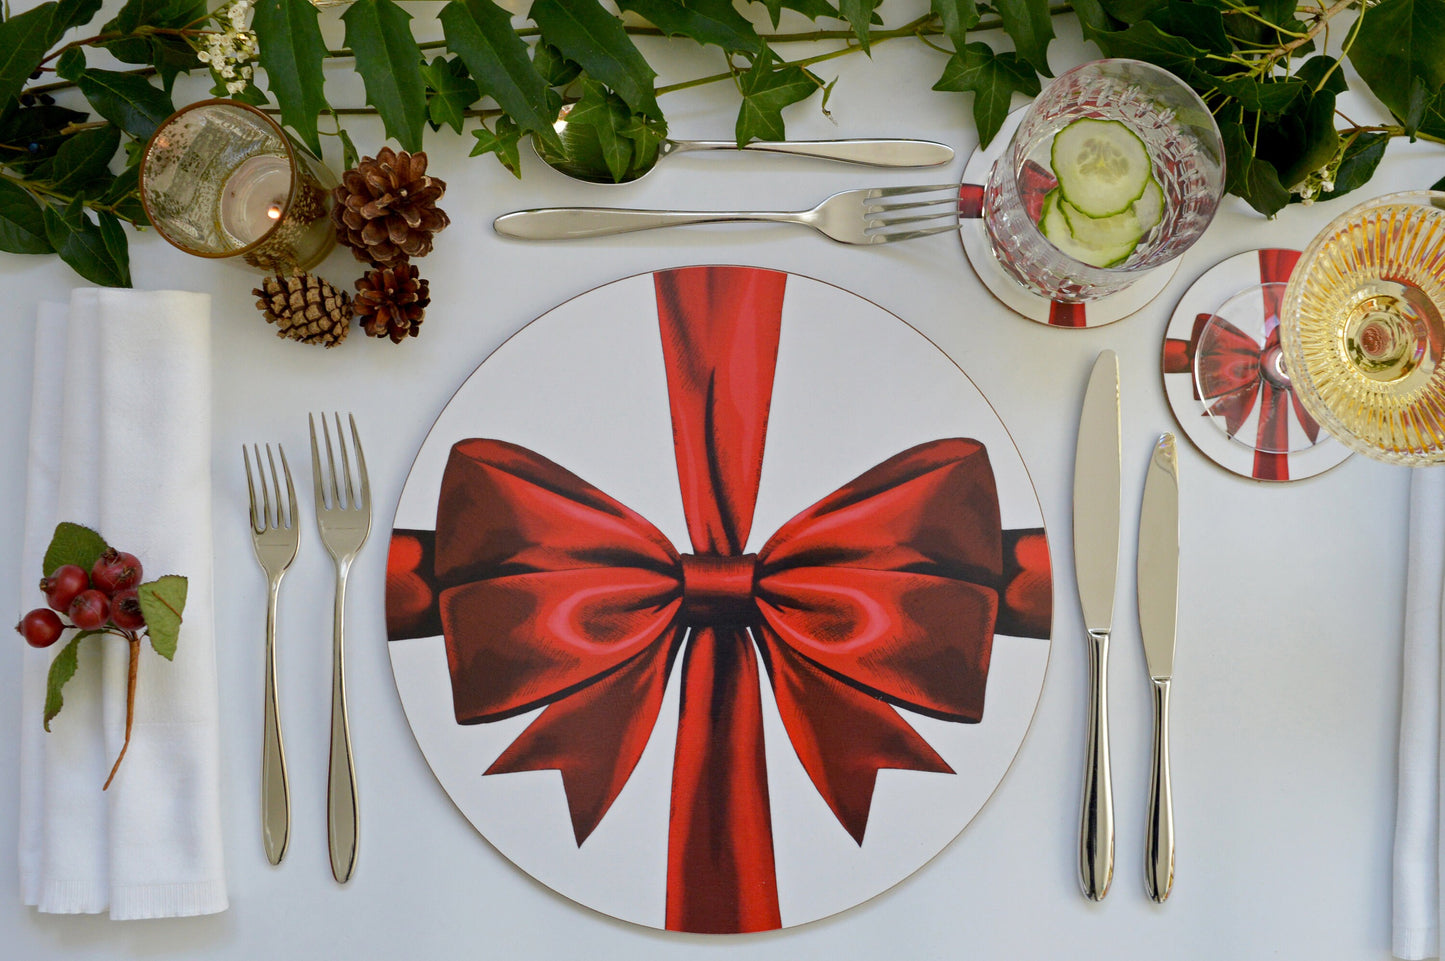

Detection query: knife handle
xmin=1146 ymin=677 xmax=1174 ymax=902
xmin=1080 ymin=629 xmax=1114 ymax=901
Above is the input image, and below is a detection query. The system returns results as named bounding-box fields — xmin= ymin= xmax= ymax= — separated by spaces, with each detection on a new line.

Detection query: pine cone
xmin=354 ymin=262 xmax=430 ymax=343
xmin=331 ymin=147 xmax=449 ymax=268
xmin=253 ymin=273 xmax=352 ymax=347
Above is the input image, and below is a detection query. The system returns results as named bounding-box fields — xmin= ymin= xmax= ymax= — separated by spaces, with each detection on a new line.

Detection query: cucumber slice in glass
xmin=1050 ymin=118 xmax=1152 ymax=218
xmin=1039 ymin=188 xmax=1140 ymax=268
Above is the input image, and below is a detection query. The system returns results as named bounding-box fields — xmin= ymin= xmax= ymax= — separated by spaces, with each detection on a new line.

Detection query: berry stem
xmin=103 ymin=631 xmax=140 ymax=791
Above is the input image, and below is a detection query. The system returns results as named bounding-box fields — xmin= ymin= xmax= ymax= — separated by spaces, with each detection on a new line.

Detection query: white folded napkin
xmin=17 ymin=289 xmax=228 ymax=919
xmin=1394 ymin=466 xmax=1445 ymax=959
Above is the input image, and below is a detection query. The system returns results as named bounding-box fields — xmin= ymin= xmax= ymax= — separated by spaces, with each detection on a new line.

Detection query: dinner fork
xmin=244 ymin=443 xmax=298 ymax=867
xmin=310 ymin=413 xmax=371 ymax=884
xmin=492 ymin=183 xmax=962 ymax=244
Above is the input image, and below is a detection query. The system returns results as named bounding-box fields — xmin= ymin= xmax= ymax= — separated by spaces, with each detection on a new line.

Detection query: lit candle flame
xmin=266 ymin=204 xmax=283 ymax=221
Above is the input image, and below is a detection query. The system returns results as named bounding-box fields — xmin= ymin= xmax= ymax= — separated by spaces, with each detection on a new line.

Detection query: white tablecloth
xmin=0 ymin=8 xmax=1425 ymax=958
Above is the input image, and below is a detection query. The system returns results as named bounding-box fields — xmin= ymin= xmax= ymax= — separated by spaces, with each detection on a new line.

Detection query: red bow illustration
xmin=387 ymin=267 xmax=1050 ymax=933
xmin=1163 ymin=249 xmax=1319 ymax=480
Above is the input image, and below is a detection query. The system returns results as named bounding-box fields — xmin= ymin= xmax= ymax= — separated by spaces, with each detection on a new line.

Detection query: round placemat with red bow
xmin=386 ymin=266 xmax=1052 ymax=933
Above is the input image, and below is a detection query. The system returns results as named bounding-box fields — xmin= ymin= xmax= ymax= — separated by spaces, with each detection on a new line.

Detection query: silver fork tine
xmin=349 ymin=413 xmax=369 ymax=510
xmin=257 ymin=444 xmax=273 ymax=529
xmin=322 ymin=413 xmax=341 ymax=509
xmin=870 ymin=211 xmax=958 ymax=230
xmin=868 ymin=183 xmax=960 ymax=198
xmin=335 ymin=412 xmax=354 ymax=511
xmin=868 ymin=197 xmax=960 ymax=215
xmin=281 ymin=446 xmax=297 ymax=531
xmin=871 ymin=223 xmax=961 ymax=243
xmin=244 ymin=446 xmax=261 ymax=532
xmin=309 ymin=414 xmax=327 ymax=510
xmin=266 ymin=444 xmax=285 ymax=528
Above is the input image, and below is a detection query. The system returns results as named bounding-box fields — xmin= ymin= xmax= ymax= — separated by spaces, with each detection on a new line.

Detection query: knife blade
xmin=1138 ymin=433 xmax=1180 ymax=903
xmin=1073 ymin=350 xmax=1121 ymax=902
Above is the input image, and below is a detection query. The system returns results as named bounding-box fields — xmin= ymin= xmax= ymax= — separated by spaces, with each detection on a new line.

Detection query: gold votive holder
xmin=140 ymin=99 xmax=337 ymax=274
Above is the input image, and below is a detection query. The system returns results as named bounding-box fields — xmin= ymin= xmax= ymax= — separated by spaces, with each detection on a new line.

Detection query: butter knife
xmin=1138 ymin=433 xmax=1180 ymax=902
xmin=1074 ymin=350 xmax=1122 ymax=902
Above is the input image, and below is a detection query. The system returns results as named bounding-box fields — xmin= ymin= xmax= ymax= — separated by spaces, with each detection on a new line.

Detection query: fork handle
xmin=262 ymin=579 xmax=289 ymax=865
xmin=494 ymin=207 xmax=799 ymax=240
xmin=327 ymin=565 xmax=359 ymax=884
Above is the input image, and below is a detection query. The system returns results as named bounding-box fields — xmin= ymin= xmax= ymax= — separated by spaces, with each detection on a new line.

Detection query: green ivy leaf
xmin=0 ymin=180 xmax=53 ymax=254
xmin=1257 ymin=88 xmax=1339 ymax=190
xmin=1146 ymin=0 xmax=1228 ymax=55
xmin=1293 ymin=56 xmax=1347 ymax=96
xmin=1211 ymin=75 xmax=1304 ymax=114
xmin=0 ymin=4 xmax=60 ymax=108
xmin=1350 ymin=0 xmax=1445 ymax=127
xmin=1083 ymin=18 xmax=1207 ymax=75
xmin=41 ymin=521 xmax=108 ymax=577
xmin=44 ymin=199 xmax=131 ymax=287
xmin=839 ymin=0 xmax=880 ymax=51
xmin=145 ymin=34 xmax=204 ymax=93
xmin=342 ymin=0 xmax=428 ymax=152
xmin=1070 ymin=0 xmax=1117 ymax=44
xmin=77 ymin=69 xmax=176 ymax=140
xmin=1222 ymin=121 xmax=1290 ymax=217
xmin=422 ymin=57 xmax=480 ymax=134
xmin=932 ymin=42 xmax=1040 ymax=147
xmin=336 ymin=123 xmax=360 ymax=171
xmin=252 ymin=0 xmax=329 ymax=156
xmin=470 ymin=115 xmax=524 ymax=177
xmin=616 ymin=0 xmax=763 ymax=55
xmin=751 ymin=0 xmax=839 ymax=28
xmin=995 ymin=0 xmax=1053 ymax=76
xmin=440 ymin=0 xmax=565 ymax=152
xmin=1310 ymin=132 xmax=1389 ymax=204
xmin=50 ymin=123 xmax=120 ymax=193
xmin=44 ymin=633 xmax=84 ymax=731
xmin=137 ymin=575 xmax=187 ymax=660
xmin=532 ymin=0 xmax=662 ymax=120
xmin=56 ymin=48 xmax=86 ymax=83
xmin=533 ymin=41 xmax=582 ymax=86
xmin=735 ymin=52 xmax=819 ymax=144
xmin=1100 ymin=0 xmax=1161 ymax=23
xmin=931 ymin=0 xmax=980 ymax=50
xmin=55 ymin=0 xmax=104 ymax=31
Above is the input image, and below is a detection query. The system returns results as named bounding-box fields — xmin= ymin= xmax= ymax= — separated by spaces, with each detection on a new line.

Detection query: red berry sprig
xmin=17 ymin=523 xmax=187 ymax=791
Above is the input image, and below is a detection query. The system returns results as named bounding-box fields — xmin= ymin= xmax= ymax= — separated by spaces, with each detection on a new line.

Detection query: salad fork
xmin=244 ymin=443 xmax=298 ymax=867
xmin=310 ymin=413 xmax=371 ymax=884
xmin=492 ymin=183 xmax=963 ymax=244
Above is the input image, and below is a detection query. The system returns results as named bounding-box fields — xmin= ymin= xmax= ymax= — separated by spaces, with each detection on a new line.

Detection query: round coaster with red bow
xmin=386 ymin=266 xmax=1053 ymax=933
xmin=958 ymin=108 xmax=1181 ymax=328
xmin=1161 ymin=248 xmax=1351 ymax=481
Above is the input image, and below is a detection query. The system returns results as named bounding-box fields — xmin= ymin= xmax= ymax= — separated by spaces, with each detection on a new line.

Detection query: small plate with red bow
xmin=385 ymin=266 xmax=1053 ymax=933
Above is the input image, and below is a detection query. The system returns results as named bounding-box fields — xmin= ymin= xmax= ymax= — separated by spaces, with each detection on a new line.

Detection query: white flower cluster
xmin=196 ymin=0 xmax=258 ymax=96
xmin=1292 ymin=142 xmax=1347 ymax=206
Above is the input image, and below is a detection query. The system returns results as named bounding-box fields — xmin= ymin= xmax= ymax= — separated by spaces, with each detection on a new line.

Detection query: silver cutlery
xmin=310 ymin=413 xmax=371 ymax=884
xmin=493 ymin=183 xmax=961 ymax=244
xmin=1138 ymin=433 xmax=1180 ymax=903
xmin=534 ymin=110 xmax=953 ymax=184
xmin=243 ymin=443 xmax=298 ymax=867
xmin=1073 ymin=350 xmax=1122 ymax=901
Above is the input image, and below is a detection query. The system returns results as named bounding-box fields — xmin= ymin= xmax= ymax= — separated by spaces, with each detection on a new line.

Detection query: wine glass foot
xmin=1162 ymin=250 xmax=1352 ymax=482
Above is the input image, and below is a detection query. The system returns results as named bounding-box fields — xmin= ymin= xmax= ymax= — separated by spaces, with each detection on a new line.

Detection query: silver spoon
xmin=533 ymin=105 xmax=954 ymax=185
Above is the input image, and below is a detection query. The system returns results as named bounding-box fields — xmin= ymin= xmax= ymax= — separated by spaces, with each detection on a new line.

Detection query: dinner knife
xmin=1074 ymin=350 xmax=1121 ymax=902
xmin=1138 ymin=433 xmax=1180 ymax=903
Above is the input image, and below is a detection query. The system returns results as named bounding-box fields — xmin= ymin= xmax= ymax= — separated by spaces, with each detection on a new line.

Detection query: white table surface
xmin=0 ymin=7 xmax=1429 ymax=958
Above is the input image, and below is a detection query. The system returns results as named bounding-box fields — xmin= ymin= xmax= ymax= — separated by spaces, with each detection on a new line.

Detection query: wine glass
xmin=1280 ymin=191 xmax=1445 ymax=465
xmin=983 ymin=59 xmax=1226 ymax=303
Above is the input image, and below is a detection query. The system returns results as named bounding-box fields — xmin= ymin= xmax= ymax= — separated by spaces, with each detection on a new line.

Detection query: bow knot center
xmin=679 ymin=553 xmax=759 ymax=625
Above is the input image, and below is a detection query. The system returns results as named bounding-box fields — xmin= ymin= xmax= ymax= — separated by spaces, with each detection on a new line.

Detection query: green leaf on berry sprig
xmin=42 ymin=629 xmax=106 ymax=731
xmin=41 ymin=522 xmax=108 ymax=578
xmin=136 ymin=575 xmax=187 ymax=661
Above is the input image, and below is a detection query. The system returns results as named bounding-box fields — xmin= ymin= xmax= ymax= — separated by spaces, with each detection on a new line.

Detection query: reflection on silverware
xmin=493 ymin=183 xmax=961 ymax=244
xmin=310 ymin=413 xmax=371 ymax=885
xmin=244 ymin=443 xmax=298 ymax=867
xmin=1138 ymin=433 xmax=1179 ymax=903
xmin=1073 ymin=351 xmax=1122 ymax=901
xmin=533 ymin=106 xmax=953 ymax=184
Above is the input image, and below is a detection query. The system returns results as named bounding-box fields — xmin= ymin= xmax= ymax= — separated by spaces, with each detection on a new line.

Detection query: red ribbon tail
xmin=666 ymin=627 xmax=780 ymax=933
